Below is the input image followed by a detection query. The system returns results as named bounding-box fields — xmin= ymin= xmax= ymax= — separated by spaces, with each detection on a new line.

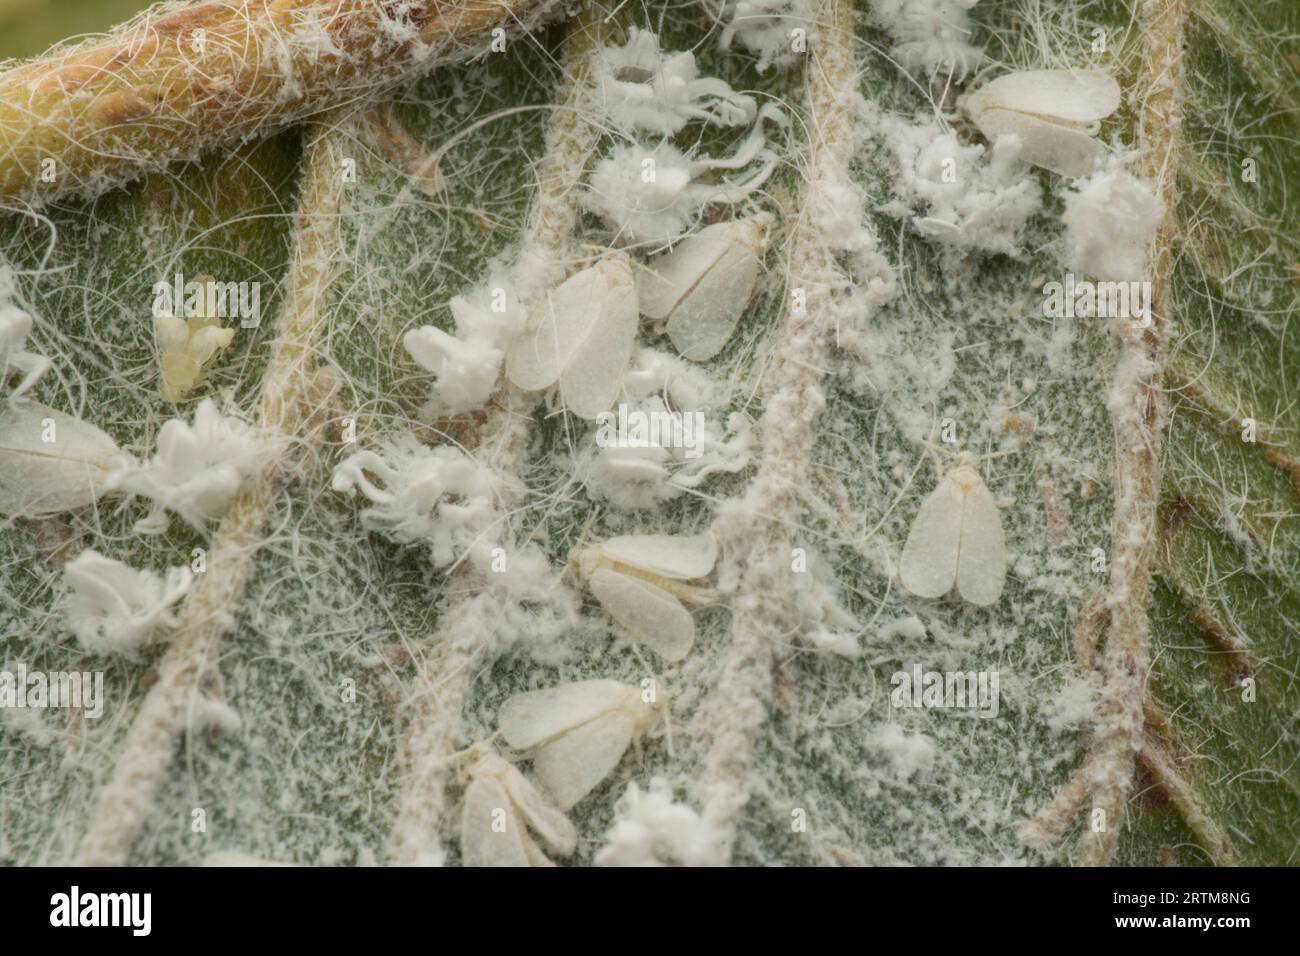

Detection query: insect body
xmin=898 ymin=454 xmax=1007 ymax=607
xmin=960 ymin=70 xmax=1121 ymax=179
xmin=504 ymin=254 xmax=638 ymax=420
xmin=498 ymin=679 xmax=664 ymax=811
xmin=637 ymin=215 xmax=771 ymax=361
xmin=459 ymin=749 xmax=576 ymax=867
xmin=154 ymin=275 xmax=236 ymax=403
xmin=574 ymin=532 xmax=718 ymax=661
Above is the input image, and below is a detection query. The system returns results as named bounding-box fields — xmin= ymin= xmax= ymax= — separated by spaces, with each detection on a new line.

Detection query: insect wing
xmin=557 ymin=259 xmax=639 ymax=419
xmin=598 ymin=531 xmax=718 ymax=580
xmin=0 ymin=401 xmax=128 ymax=516
xmin=967 ymin=70 xmax=1120 ymax=125
xmin=954 ymin=468 xmax=1007 ymax=607
xmin=898 ymin=470 xmax=964 ymax=600
xmin=533 ymin=709 xmax=638 ymax=811
xmin=973 ymin=108 xmax=1107 ymax=179
xmin=501 ymin=776 xmax=576 ymax=858
xmin=460 ymin=777 xmax=534 ymax=867
xmin=589 ymin=567 xmax=696 ymax=662
xmin=666 ymin=237 xmax=760 ymax=361
xmin=498 ymin=679 xmax=634 ymax=750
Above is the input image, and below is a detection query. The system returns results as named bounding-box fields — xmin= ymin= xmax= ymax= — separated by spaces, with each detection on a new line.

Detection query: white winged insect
xmin=960 ymin=70 xmax=1121 ymax=179
xmin=498 ymin=679 xmax=665 ymax=811
xmin=898 ymin=453 xmax=1007 ymax=607
xmin=0 ymin=400 xmax=133 ymax=516
xmin=637 ymin=214 xmax=772 ymax=362
xmin=459 ymin=748 xmax=576 ymax=867
xmin=574 ymin=532 xmax=718 ymax=662
xmin=504 ymin=254 xmax=638 ymax=420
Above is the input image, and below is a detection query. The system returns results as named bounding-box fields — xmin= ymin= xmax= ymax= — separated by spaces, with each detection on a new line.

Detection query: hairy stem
xmin=0 ymin=0 xmax=564 ymax=204
xmin=1078 ymin=0 xmax=1186 ymax=867
xmin=695 ymin=0 xmax=868 ymax=861
xmin=386 ymin=8 xmax=607 ymax=865
xmin=75 ymin=111 xmax=350 ymax=865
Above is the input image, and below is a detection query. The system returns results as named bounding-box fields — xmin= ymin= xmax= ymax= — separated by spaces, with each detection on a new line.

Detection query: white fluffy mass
xmin=792 ymin=547 xmax=860 ymax=656
xmin=403 ymin=270 xmax=527 ymax=417
xmin=464 ymin=543 xmax=580 ymax=662
xmin=111 ymin=399 xmax=271 ymax=534
xmin=594 ymin=778 xmax=724 ymax=866
xmin=580 ymin=349 xmax=752 ymax=510
xmin=584 ymin=106 xmax=783 ymax=245
xmin=871 ymin=0 xmax=983 ymax=78
xmin=1061 ymin=158 xmax=1162 ymax=281
xmin=62 ymin=548 xmax=192 ymax=654
xmin=866 ymin=723 xmax=937 ymax=783
xmin=0 ymin=293 xmax=50 ymax=402
xmin=331 ymin=433 xmax=499 ymax=569
xmin=595 ymin=27 xmax=756 ymax=136
xmin=716 ymin=0 xmax=816 ymax=73
xmin=878 ymin=112 xmax=1043 ymax=261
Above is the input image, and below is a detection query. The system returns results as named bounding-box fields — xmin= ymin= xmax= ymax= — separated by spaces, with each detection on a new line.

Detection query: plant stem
xmin=75 ymin=110 xmax=350 ymax=866
xmin=0 ymin=0 xmax=564 ymax=204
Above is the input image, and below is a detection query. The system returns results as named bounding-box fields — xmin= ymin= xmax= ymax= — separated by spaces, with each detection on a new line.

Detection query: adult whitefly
xmin=637 ymin=214 xmax=772 ymax=361
xmin=459 ymin=749 xmax=576 ymax=867
xmin=504 ymin=254 xmax=638 ymax=420
xmin=960 ymin=69 xmax=1122 ymax=179
xmin=898 ymin=453 xmax=1007 ymax=607
xmin=498 ymin=679 xmax=665 ymax=810
xmin=573 ymin=532 xmax=718 ymax=661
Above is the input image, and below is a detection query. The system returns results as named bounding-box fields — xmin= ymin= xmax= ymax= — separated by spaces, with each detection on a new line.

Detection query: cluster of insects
xmin=0 ymin=37 xmax=1126 ymax=862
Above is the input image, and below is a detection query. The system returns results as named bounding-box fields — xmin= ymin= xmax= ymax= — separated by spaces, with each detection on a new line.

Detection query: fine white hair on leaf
xmin=595 ymin=27 xmax=757 ymax=136
xmin=898 ymin=454 xmax=1008 ymax=607
xmin=637 ymin=214 xmax=772 ymax=361
xmin=61 ymin=548 xmax=193 ymax=655
xmin=331 ymin=432 xmax=500 ymax=569
xmin=1060 ymin=157 xmax=1163 ymax=282
xmin=504 ymin=254 xmax=638 ymax=419
xmin=960 ymin=70 xmax=1122 ymax=179
xmin=109 ymin=399 xmax=271 ymax=535
xmin=0 ymin=400 xmax=134 ymax=517
xmin=583 ymin=104 xmax=785 ymax=245
xmin=713 ymin=0 xmax=817 ymax=73
xmin=497 ymin=679 xmax=664 ymax=811
xmin=403 ymin=269 xmax=528 ymax=417
xmin=459 ymin=748 xmax=576 ymax=867
xmin=594 ymin=777 xmax=725 ymax=866
xmin=573 ymin=532 xmax=718 ymax=661
xmin=877 ymin=112 xmax=1043 ymax=263
xmin=870 ymin=0 xmax=984 ymax=79
xmin=0 ymin=303 xmax=51 ymax=402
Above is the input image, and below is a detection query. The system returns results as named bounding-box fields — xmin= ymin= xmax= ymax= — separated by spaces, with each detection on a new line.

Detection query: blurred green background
xmin=0 ymin=0 xmax=154 ymax=61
